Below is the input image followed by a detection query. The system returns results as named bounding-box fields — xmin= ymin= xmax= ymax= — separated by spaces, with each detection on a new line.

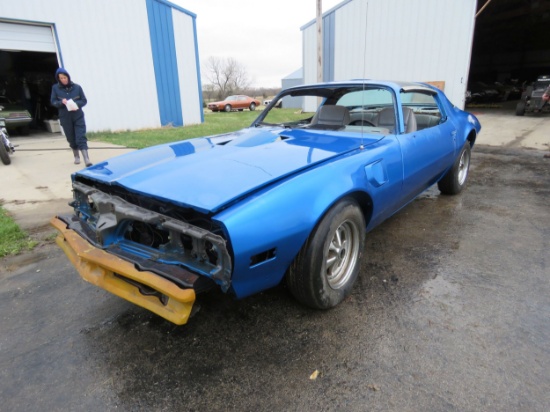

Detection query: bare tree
xmin=203 ymin=57 xmax=251 ymax=99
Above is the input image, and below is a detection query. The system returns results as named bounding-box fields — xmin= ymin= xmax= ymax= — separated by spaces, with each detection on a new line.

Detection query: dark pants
xmin=60 ymin=110 xmax=87 ymax=150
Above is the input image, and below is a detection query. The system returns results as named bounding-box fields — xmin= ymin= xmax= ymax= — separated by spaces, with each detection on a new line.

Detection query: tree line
xmin=202 ymin=56 xmax=281 ymax=102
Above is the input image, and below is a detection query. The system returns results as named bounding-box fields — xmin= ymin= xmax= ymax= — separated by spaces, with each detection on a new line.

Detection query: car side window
xmin=400 ymin=91 xmax=443 ymax=131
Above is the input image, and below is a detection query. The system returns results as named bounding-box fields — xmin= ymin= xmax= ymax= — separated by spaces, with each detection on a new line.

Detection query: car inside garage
xmin=468 ymin=0 xmax=550 ymax=104
xmin=0 ymin=21 xmax=60 ymax=134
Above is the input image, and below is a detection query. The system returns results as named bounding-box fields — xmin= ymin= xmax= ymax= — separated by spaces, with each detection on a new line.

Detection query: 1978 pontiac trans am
xmin=51 ymin=80 xmax=481 ymax=325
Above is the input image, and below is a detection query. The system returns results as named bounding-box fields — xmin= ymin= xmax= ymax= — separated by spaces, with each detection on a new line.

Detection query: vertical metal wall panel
xmin=302 ymin=0 xmax=477 ymax=108
xmin=146 ymin=0 xmax=183 ymax=127
xmin=302 ymin=26 xmax=319 ymax=112
xmin=322 ymin=13 xmax=335 ymax=82
xmin=333 ymin=0 xmax=366 ymax=80
xmin=0 ymin=0 xmax=202 ymax=132
xmin=172 ymin=10 xmax=203 ymax=125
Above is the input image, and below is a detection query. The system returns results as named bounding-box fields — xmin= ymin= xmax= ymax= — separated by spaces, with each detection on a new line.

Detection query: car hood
xmin=76 ymin=127 xmax=383 ymax=214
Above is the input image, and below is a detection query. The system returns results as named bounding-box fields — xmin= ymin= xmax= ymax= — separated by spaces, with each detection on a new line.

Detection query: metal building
xmin=281 ymin=68 xmax=304 ymax=109
xmin=301 ymin=0 xmax=478 ymax=110
xmin=0 ymin=0 xmax=203 ymax=133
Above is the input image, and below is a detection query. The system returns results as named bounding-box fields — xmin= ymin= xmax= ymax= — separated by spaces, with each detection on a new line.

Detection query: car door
xmin=396 ymin=90 xmax=456 ymax=202
xmin=235 ymin=96 xmax=247 ymax=109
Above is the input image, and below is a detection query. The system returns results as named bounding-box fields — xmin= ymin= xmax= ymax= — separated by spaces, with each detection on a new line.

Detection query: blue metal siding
xmin=146 ymin=0 xmax=183 ymax=127
xmin=323 ymin=12 xmax=335 ymax=82
xmin=192 ymin=16 xmax=204 ymax=123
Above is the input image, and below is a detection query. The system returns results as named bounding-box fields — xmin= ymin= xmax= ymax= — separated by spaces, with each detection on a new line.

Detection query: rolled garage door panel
xmin=0 ymin=22 xmax=55 ymax=52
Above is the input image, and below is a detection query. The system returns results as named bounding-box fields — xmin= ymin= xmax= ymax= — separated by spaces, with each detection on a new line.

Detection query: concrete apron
xmin=470 ymin=108 xmax=550 ymax=150
xmin=1 ymin=110 xmax=549 ymax=234
xmin=1 ymin=131 xmax=134 ymax=232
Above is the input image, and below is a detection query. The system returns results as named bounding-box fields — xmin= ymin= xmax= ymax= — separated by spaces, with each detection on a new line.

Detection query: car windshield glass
xmin=225 ymin=96 xmax=237 ymax=101
xmin=256 ymin=86 xmax=395 ymax=134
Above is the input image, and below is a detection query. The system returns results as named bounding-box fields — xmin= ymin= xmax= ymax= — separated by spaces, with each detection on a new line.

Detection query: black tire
xmin=515 ymin=101 xmax=526 ymax=116
xmin=438 ymin=142 xmax=471 ymax=195
xmin=0 ymin=137 xmax=11 ymax=165
xmin=224 ymin=104 xmax=232 ymax=112
xmin=249 ymin=103 xmax=256 ymax=111
xmin=287 ymin=198 xmax=366 ymax=309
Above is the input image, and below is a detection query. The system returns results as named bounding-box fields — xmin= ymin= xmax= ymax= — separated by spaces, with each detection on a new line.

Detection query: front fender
xmin=215 ymin=137 xmax=403 ymax=299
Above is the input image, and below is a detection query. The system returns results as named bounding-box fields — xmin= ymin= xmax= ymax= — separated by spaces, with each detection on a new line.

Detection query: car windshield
xmin=225 ymin=96 xmax=238 ymax=101
xmin=255 ymin=86 xmax=396 ymax=133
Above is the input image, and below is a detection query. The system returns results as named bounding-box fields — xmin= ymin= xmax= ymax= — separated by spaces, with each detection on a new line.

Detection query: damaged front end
xmin=51 ymin=180 xmax=233 ymax=325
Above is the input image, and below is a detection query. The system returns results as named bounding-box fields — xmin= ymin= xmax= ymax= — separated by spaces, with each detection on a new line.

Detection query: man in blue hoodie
xmin=50 ymin=68 xmax=92 ymax=166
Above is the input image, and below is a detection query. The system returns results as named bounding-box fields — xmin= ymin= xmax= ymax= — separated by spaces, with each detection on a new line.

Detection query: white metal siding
xmin=172 ymin=11 xmax=202 ymax=125
xmin=302 ymin=27 xmax=320 ymax=113
xmin=303 ymin=0 xmax=477 ymax=108
xmin=0 ymin=0 xmax=201 ymax=132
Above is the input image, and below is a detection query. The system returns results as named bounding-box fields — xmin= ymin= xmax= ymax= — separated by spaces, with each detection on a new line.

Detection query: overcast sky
xmin=173 ymin=0 xmax=343 ymax=88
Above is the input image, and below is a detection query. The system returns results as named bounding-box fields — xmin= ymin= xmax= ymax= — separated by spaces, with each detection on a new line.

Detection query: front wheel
xmin=0 ymin=135 xmax=11 ymax=165
xmin=438 ymin=142 xmax=471 ymax=195
xmin=287 ymin=198 xmax=366 ymax=309
xmin=224 ymin=104 xmax=232 ymax=112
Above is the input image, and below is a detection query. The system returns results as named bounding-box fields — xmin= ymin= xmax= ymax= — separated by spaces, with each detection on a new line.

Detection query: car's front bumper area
xmin=51 ymin=216 xmax=197 ymax=325
xmin=4 ymin=113 xmax=32 ymax=128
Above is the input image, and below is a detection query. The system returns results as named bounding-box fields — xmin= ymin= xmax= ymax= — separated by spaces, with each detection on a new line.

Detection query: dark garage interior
xmin=0 ymin=50 xmax=59 ymax=132
xmin=469 ymin=0 xmax=550 ymax=102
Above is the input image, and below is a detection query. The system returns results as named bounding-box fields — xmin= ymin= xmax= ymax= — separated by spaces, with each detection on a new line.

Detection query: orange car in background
xmin=207 ymin=95 xmax=261 ymax=112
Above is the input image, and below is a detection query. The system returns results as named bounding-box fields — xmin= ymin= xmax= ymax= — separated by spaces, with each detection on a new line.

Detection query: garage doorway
xmin=468 ymin=0 xmax=550 ymax=106
xmin=0 ymin=21 xmax=60 ymax=134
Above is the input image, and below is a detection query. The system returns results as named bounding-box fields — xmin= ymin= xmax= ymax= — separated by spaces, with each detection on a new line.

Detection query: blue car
xmin=51 ymin=80 xmax=481 ymax=325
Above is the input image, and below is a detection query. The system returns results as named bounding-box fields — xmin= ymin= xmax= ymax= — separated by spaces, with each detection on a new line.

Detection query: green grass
xmin=0 ymin=206 xmax=38 ymax=258
xmin=88 ymin=108 xmax=307 ymax=148
xmin=88 ymin=109 xmax=261 ymax=148
xmin=1 ymin=108 xmax=306 ymax=257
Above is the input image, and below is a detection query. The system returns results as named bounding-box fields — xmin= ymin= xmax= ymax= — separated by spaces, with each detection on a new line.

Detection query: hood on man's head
xmin=55 ymin=67 xmax=71 ymax=83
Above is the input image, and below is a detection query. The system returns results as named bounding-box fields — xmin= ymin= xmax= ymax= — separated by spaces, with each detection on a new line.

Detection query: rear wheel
xmin=0 ymin=136 xmax=11 ymax=165
xmin=224 ymin=104 xmax=232 ymax=112
xmin=438 ymin=142 xmax=471 ymax=195
xmin=249 ymin=103 xmax=256 ymax=111
xmin=515 ymin=101 xmax=526 ymax=116
xmin=287 ymin=198 xmax=365 ymax=309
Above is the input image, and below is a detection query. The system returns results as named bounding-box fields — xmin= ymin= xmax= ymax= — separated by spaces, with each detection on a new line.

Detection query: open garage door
xmin=468 ymin=0 xmax=550 ymax=106
xmin=0 ymin=21 xmax=57 ymax=52
xmin=0 ymin=21 xmax=60 ymax=134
